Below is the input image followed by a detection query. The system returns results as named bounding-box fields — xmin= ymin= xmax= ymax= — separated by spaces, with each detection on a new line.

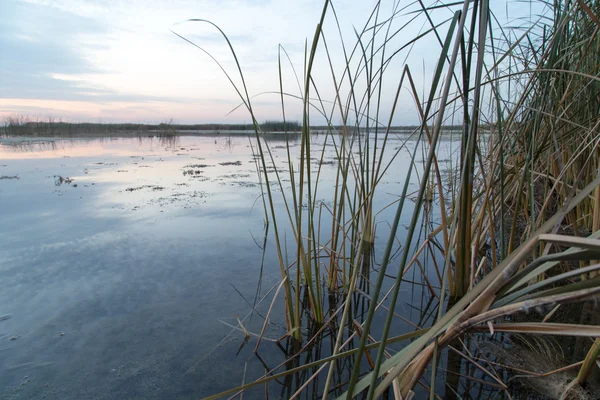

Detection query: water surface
xmin=0 ymin=134 xmax=456 ymax=399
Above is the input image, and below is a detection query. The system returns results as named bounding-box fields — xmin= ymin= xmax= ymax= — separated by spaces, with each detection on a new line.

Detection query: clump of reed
xmin=176 ymin=0 xmax=600 ymax=398
xmin=157 ymin=118 xmax=179 ymax=138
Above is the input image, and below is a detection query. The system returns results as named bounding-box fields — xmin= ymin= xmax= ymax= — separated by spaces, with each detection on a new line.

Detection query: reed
xmin=175 ymin=0 xmax=600 ymax=398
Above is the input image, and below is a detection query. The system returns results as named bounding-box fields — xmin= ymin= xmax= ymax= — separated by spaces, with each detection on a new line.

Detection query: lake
xmin=0 ymin=133 xmax=458 ymax=399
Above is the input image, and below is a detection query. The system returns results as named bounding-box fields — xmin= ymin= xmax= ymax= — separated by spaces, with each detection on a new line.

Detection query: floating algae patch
xmin=220 ymin=173 xmax=251 ymax=179
xmin=125 ymin=185 xmax=165 ymax=192
xmin=220 ymin=181 xmax=258 ymax=188
xmin=218 ymin=161 xmax=242 ymax=166
xmin=183 ymin=164 xmax=215 ymax=176
xmin=150 ymin=190 xmax=210 ymax=208
xmin=183 ymin=164 xmax=213 ymax=169
xmin=183 ymin=169 xmax=204 ymax=176
xmin=188 ymin=176 xmax=210 ymax=181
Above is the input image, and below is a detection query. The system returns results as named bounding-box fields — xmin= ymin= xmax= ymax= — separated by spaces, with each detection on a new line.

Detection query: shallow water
xmin=0 ymin=134 xmax=457 ymax=399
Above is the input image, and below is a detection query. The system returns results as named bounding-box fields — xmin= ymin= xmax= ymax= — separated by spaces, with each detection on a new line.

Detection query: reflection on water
xmin=0 ymin=134 xmax=458 ymax=399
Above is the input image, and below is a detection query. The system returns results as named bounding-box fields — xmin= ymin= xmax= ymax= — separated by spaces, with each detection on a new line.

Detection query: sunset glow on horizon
xmin=1 ymin=0 xmax=538 ymax=125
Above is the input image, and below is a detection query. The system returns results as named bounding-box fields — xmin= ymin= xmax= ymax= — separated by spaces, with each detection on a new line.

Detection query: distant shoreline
xmin=0 ymin=118 xmax=480 ymax=139
xmin=0 ymin=126 xmax=481 ymax=146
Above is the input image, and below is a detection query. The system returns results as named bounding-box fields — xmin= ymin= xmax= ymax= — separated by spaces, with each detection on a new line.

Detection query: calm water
xmin=0 ymin=134 xmax=457 ymax=399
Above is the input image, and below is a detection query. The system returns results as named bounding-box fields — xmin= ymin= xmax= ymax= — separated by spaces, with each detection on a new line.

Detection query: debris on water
xmin=149 ymin=190 xmax=210 ymax=208
xmin=223 ymin=181 xmax=258 ymax=188
xmin=183 ymin=169 xmax=204 ymax=176
xmin=57 ymin=332 xmax=65 ymax=337
xmin=9 ymin=335 xmax=19 ymax=341
xmin=0 ymin=314 xmax=11 ymax=322
xmin=125 ymin=185 xmax=165 ymax=192
xmin=54 ymin=175 xmax=74 ymax=186
xmin=0 ymin=175 xmax=19 ymax=180
xmin=184 ymin=164 xmax=212 ymax=168
xmin=219 ymin=160 xmax=242 ymax=166
xmin=220 ymin=173 xmax=251 ymax=179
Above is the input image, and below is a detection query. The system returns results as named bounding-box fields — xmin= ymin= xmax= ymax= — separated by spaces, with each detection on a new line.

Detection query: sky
xmin=0 ymin=0 xmax=544 ymax=125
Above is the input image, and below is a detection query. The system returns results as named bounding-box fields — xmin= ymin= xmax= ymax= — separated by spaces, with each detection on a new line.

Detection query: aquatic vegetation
xmin=183 ymin=169 xmax=205 ymax=176
xmin=125 ymin=185 xmax=165 ymax=192
xmin=173 ymin=0 xmax=600 ymax=398
xmin=184 ymin=164 xmax=213 ymax=168
xmin=218 ymin=161 xmax=243 ymax=166
xmin=54 ymin=175 xmax=74 ymax=186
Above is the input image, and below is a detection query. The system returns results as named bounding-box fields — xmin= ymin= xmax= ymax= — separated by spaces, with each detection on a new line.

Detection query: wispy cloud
xmin=1 ymin=0 xmax=321 ymax=122
xmin=1 ymin=0 xmax=534 ymax=124
xmin=0 ymin=1 xmax=108 ymax=99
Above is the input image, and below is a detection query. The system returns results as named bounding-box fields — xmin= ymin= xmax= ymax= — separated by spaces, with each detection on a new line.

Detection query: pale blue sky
xmin=0 ymin=0 xmax=545 ymax=124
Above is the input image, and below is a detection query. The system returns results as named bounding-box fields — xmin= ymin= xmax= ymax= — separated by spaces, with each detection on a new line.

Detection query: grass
xmin=173 ymin=0 xmax=600 ymax=398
